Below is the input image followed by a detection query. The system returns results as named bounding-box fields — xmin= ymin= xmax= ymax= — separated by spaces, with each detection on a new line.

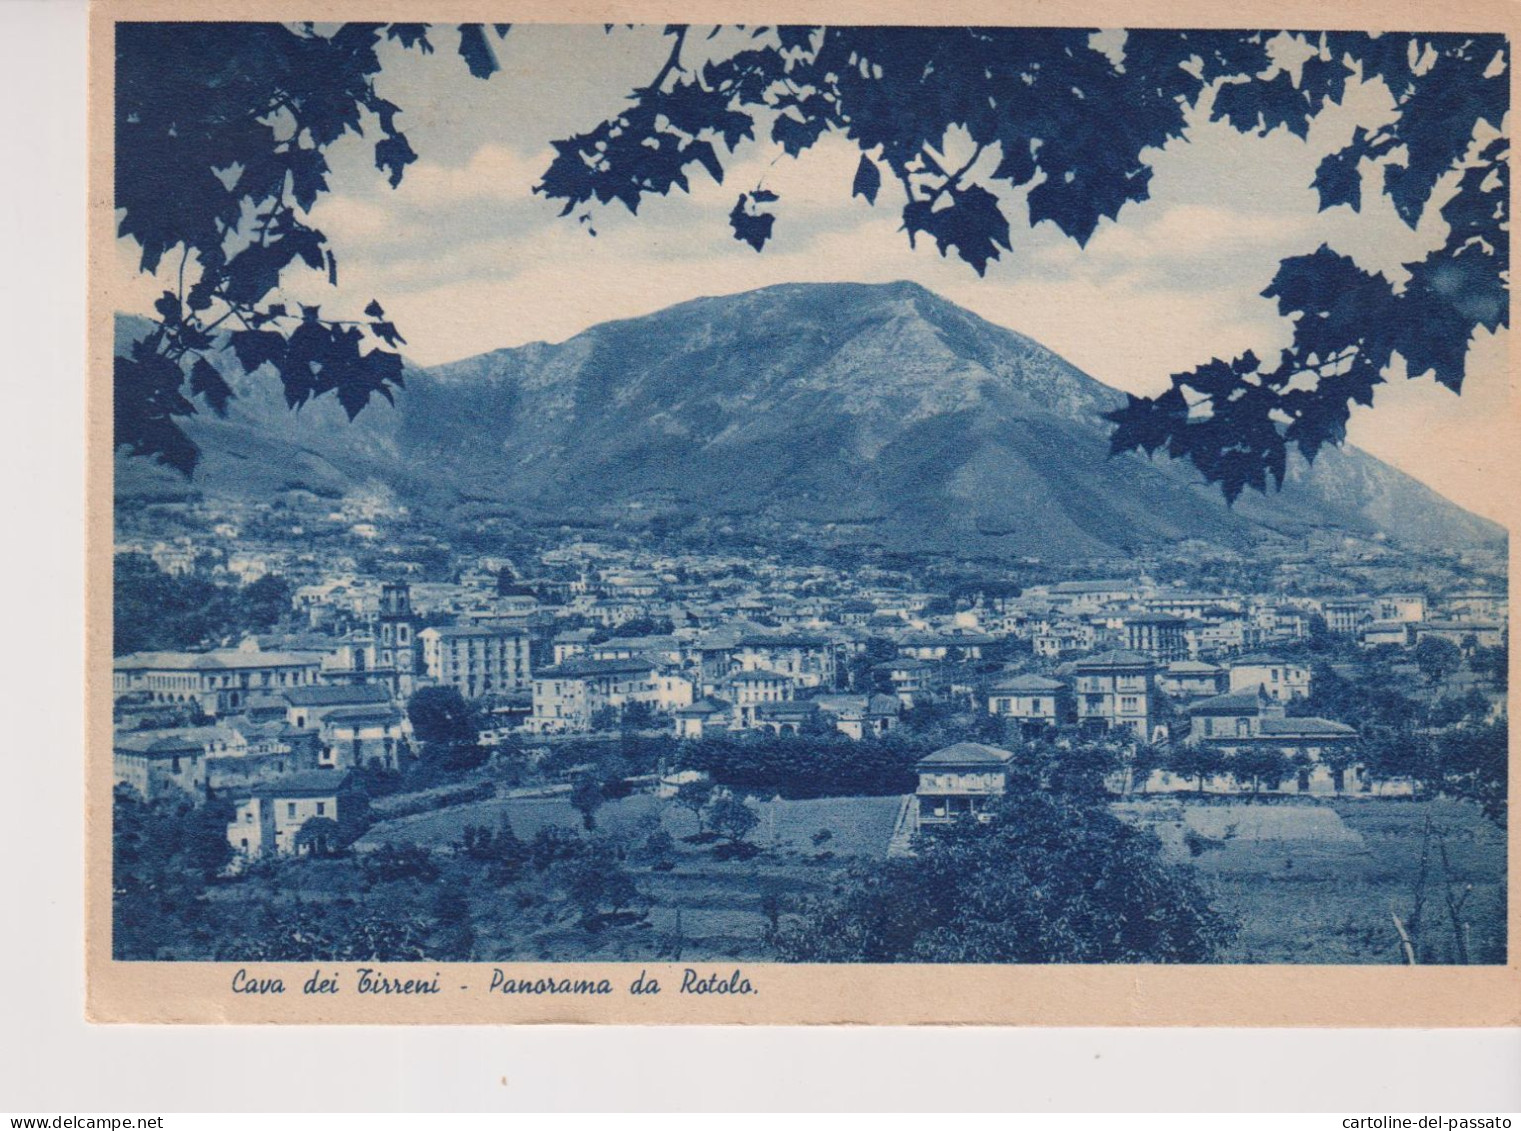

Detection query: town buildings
xmin=912 ymin=742 xmax=1018 ymax=826
xmin=1415 ymin=621 xmax=1506 ymax=649
xmin=1361 ymin=621 xmax=1412 ymax=648
xmin=418 ymin=624 xmax=531 ymax=700
xmin=113 ymin=729 xmax=217 ymax=801
xmin=673 ymin=698 xmax=734 ymax=739
xmin=225 ymin=772 xmax=349 ymax=858
xmin=1181 ymin=690 xmax=1359 ymax=791
xmin=527 ymin=657 xmax=660 ymax=733
xmin=317 ymin=703 xmax=409 ymax=771
xmin=1322 ymin=598 xmax=1374 ymax=636
xmin=1118 ymin=613 xmax=1188 ymax=662
xmin=723 ymin=669 xmax=797 ymax=728
xmin=1159 ymin=660 xmax=1225 ymax=700
xmin=113 ymin=644 xmax=325 ymax=718
xmin=733 ymin=634 xmax=838 ymax=688
xmin=284 ymin=683 xmax=394 ymax=730
xmin=113 ymin=494 xmax=1509 ymax=837
xmin=1226 ymin=655 xmax=1311 ymax=701
xmin=987 ymin=674 xmax=1070 ymax=735
xmin=812 ymin=693 xmax=901 ymax=740
xmin=375 ymin=580 xmax=419 ymax=692
xmin=874 ymin=658 xmax=937 ymax=707
xmin=1071 ymin=650 xmax=1156 ymax=741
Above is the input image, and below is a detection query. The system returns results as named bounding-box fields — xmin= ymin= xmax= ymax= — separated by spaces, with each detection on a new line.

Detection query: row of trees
xmin=1141 ymin=742 xmax=1326 ymax=797
xmin=681 ymin=731 xmax=923 ymax=799
xmin=400 ymin=674 xmax=1503 ymax=822
xmin=1133 ymin=719 xmax=1506 ymax=825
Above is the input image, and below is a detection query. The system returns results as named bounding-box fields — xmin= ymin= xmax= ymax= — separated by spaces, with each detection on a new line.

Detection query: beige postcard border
xmin=86 ymin=0 xmax=1521 ymax=1025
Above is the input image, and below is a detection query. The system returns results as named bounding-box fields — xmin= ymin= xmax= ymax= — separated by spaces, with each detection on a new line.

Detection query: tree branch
xmin=643 ymin=25 xmax=690 ymax=94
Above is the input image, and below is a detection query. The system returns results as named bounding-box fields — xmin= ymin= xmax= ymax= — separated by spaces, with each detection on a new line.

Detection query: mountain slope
xmin=114 ymin=281 xmax=1506 ymax=558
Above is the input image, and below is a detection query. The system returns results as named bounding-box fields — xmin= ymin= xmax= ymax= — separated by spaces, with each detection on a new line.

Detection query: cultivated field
xmin=1119 ymin=797 xmax=1508 ymax=964
xmin=355 ymin=790 xmax=1505 ymax=964
xmin=360 ymin=791 xmax=905 ymax=960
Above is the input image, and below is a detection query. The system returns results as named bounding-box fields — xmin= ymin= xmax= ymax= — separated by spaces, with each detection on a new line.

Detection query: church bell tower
xmin=377 ymin=581 xmax=417 ymax=693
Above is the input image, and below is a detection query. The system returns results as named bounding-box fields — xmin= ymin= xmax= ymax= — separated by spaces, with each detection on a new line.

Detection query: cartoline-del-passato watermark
xmin=1343 ymin=1118 xmax=1513 ymax=1129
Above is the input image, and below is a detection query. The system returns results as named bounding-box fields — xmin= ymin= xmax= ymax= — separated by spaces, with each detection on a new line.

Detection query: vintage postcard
xmin=88 ymin=0 xmax=1520 ymax=1024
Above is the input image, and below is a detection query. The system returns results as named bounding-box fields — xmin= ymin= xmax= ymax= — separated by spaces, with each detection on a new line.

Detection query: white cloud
xmin=1079 ymin=204 xmax=1314 ymax=267
xmin=392 ymin=143 xmax=555 ymax=207
xmin=306 ymin=194 xmax=393 ymax=246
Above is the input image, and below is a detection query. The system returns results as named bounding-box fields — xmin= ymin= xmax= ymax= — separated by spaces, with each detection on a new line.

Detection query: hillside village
xmin=113 ymin=489 xmax=1508 ymax=876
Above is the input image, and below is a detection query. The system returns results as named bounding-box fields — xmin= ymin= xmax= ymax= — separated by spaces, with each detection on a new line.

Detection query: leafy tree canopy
xmin=773 ymin=788 xmax=1232 ymax=962
xmin=113 ymin=552 xmax=293 ymax=654
xmin=405 ymin=684 xmax=480 ymax=746
xmin=117 ymin=23 xmax=1507 ymax=501
xmin=1413 ymin=634 xmax=1464 ymax=683
xmin=1435 ymin=719 xmax=1507 ymax=827
xmin=705 ymin=793 xmax=761 ymax=844
xmin=112 ymin=786 xmax=235 ymax=959
xmin=240 ymin=573 xmax=295 ymax=630
xmin=570 ymin=776 xmax=605 ymax=830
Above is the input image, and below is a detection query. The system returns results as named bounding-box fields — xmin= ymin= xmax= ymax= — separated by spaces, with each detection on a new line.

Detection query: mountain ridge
xmin=114 ymin=280 xmax=1506 ymax=559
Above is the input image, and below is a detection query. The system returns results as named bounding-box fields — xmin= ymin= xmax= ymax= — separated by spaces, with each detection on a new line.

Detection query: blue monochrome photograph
xmin=107 ymin=21 xmax=1509 ymax=969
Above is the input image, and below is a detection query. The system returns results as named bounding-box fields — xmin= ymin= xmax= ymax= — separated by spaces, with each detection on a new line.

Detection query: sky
xmin=115 ymin=25 xmax=1513 ymax=524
